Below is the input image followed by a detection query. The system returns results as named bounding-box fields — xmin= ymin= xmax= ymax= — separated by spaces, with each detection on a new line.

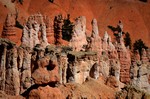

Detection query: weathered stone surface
xmin=0 ymin=15 xmax=150 ymax=98
xmin=115 ymin=38 xmax=131 ymax=83
xmin=54 ymin=14 xmax=63 ymax=45
xmin=57 ymin=53 xmax=68 ymax=84
xmin=146 ymin=48 xmax=150 ymax=61
xmin=116 ymin=85 xmax=150 ymax=99
xmin=99 ymin=51 xmax=110 ymax=78
xmin=106 ymin=76 xmax=119 ymax=90
xmin=22 ymin=13 xmax=49 ymax=49
xmin=5 ymin=46 xmax=20 ymax=95
xmin=67 ymin=51 xmax=98 ymax=84
xmin=146 ymin=48 xmax=150 ymax=84
xmin=19 ymin=46 xmax=32 ymax=94
xmin=0 ymin=39 xmax=20 ymax=95
xmin=69 ymin=16 xmax=87 ymax=51
xmin=131 ymin=49 xmax=150 ymax=93
xmin=59 ymin=78 xmax=116 ymax=99
xmin=1 ymin=13 xmax=17 ymax=43
xmin=87 ymin=19 xmax=102 ymax=57
xmin=141 ymin=48 xmax=149 ymax=64
xmin=31 ymin=45 xmax=59 ymax=85
xmin=44 ymin=16 xmax=55 ymax=44
xmin=0 ymin=90 xmax=24 ymax=99
xmin=102 ymin=31 xmax=109 ymax=51
xmin=29 ymin=86 xmax=65 ymax=99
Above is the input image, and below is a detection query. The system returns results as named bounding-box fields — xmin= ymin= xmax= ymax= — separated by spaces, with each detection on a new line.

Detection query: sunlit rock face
xmin=1 ymin=13 xmax=17 ymax=43
xmin=0 ymin=39 xmax=20 ymax=95
xmin=69 ymin=16 xmax=87 ymax=51
xmin=0 ymin=13 xmax=150 ymax=99
xmin=22 ymin=13 xmax=49 ymax=49
xmin=67 ymin=51 xmax=99 ymax=84
xmin=131 ymin=49 xmax=150 ymax=93
xmin=87 ymin=19 xmax=102 ymax=59
xmin=29 ymin=85 xmax=65 ymax=99
xmin=31 ymin=45 xmax=60 ymax=85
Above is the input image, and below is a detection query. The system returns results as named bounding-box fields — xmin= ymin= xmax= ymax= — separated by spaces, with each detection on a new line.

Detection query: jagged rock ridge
xmin=0 ymin=14 xmax=150 ymax=99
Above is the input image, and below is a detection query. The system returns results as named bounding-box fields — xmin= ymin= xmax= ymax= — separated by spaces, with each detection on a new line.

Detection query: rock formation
xmin=54 ymin=14 xmax=63 ymax=45
xmin=29 ymin=86 xmax=64 ymax=99
xmin=0 ymin=39 xmax=20 ymax=95
xmin=116 ymin=85 xmax=150 ymax=99
xmin=22 ymin=13 xmax=49 ymax=49
xmin=100 ymin=32 xmax=120 ymax=84
xmin=130 ymin=49 xmax=150 ymax=92
xmin=67 ymin=51 xmax=99 ymax=84
xmin=44 ymin=16 xmax=55 ymax=44
xmin=1 ymin=13 xmax=17 ymax=43
xmin=117 ymin=42 xmax=131 ymax=83
xmin=102 ymin=31 xmax=109 ymax=51
xmin=0 ymin=14 xmax=150 ymax=99
xmin=87 ymin=19 xmax=102 ymax=57
xmin=19 ymin=46 xmax=32 ymax=94
xmin=57 ymin=53 xmax=68 ymax=84
xmin=114 ymin=23 xmax=131 ymax=83
xmin=31 ymin=45 xmax=59 ymax=85
xmin=69 ymin=16 xmax=87 ymax=51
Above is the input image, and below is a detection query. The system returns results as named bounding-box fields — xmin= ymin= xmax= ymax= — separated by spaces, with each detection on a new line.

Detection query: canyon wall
xmin=0 ymin=14 xmax=150 ymax=98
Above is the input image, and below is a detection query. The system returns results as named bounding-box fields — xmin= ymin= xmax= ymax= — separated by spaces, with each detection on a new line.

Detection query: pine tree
xmin=124 ymin=32 xmax=132 ymax=49
xmin=133 ymin=39 xmax=148 ymax=56
xmin=62 ymin=14 xmax=74 ymax=41
xmin=49 ymin=0 xmax=54 ymax=3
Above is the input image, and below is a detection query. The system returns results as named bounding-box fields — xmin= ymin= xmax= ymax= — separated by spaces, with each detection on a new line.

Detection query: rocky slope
xmin=0 ymin=11 xmax=150 ymax=98
xmin=0 ymin=0 xmax=150 ymax=99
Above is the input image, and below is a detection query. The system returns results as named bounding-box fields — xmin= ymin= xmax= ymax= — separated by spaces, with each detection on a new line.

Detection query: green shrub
xmin=133 ymin=39 xmax=148 ymax=56
xmin=49 ymin=0 xmax=54 ymax=3
xmin=62 ymin=14 xmax=74 ymax=41
xmin=124 ymin=32 xmax=132 ymax=49
xmin=139 ymin=0 xmax=147 ymax=2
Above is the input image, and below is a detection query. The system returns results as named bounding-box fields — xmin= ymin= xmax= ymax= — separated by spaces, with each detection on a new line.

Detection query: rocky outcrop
xmin=31 ymin=45 xmax=59 ymax=85
xmin=87 ymin=19 xmax=102 ymax=58
xmin=0 ymin=39 xmax=20 ymax=95
xmin=146 ymin=48 xmax=150 ymax=61
xmin=69 ymin=16 xmax=87 ymax=51
xmin=112 ymin=22 xmax=130 ymax=84
xmin=116 ymin=85 xmax=150 ymax=99
xmin=146 ymin=48 xmax=150 ymax=84
xmin=102 ymin=31 xmax=109 ymax=51
xmin=0 ymin=90 xmax=24 ymax=99
xmin=115 ymin=37 xmax=131 ymax=83
xmin=54 ymin=15 xmax=63 ymax=45
xmin=99 ymin=32 xmax=120 ymax=84
xmin=130 ymin=49 xmax=150 ymax=92
xmin=1 ymin=13 xmax=17 ymax=43
xmin=57 ymin=53 xmax=68 ymax=84
xmin=67 ymin=51 xmax=99 ymax=84
xmin=59 ymin=78 xmax=116 ymax=99
xmin=19 ymin=46 xmax=32 ymax=94
xmin=29 ymin=86 xmax=64 ymax=99
xmin=44 ymin=16 xmax=55 ymax=44
xmin=22 ymin=13 xmax=49 ymax=49
xmin=0 ymin=14 xmax=150 ymax=98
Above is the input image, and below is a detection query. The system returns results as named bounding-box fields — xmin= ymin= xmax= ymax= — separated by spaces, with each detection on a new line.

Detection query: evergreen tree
xmin=139 ymin=0 xmax=147 ymax=2
xmin=49 ymin=0 xmax=54 ymax=3
xmin=124 ymin=32 xmax=132 ymax=49
xmin=133 ymin=39 xmax=148 ymax=56
xmin=62 ymin=14 xmax=74 ymax=41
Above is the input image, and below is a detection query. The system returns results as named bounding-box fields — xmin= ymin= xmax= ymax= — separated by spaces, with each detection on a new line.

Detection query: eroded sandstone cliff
xmin=0 ymin=14 xmax=150 ymax=99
